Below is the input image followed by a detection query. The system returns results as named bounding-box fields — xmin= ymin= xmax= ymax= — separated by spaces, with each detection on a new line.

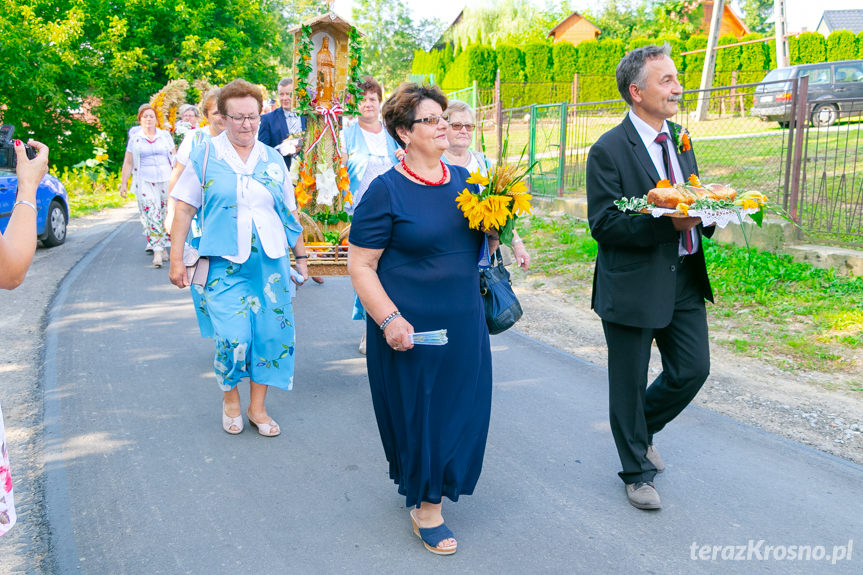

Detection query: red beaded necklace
xmin=401 ymin=158 xmax=448 ymax=186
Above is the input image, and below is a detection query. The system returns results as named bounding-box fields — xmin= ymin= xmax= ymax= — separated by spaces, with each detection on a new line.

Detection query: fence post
xmin=471 ymin=80 xmax=478 ymax=150
xmin=495 ymin=69 xmax=502 ymax=166
xmin=782 ymin=77 xmax=798 ymax=211
xmin=557 ymin=102 xmax=568 ymax=197
xmin=571 ymin=73 xmax=578 ymax=105
xmin=788 ymin=74 xmax=809 ymax=231
xmin=528 ymin=104 xmax=537 ymax=193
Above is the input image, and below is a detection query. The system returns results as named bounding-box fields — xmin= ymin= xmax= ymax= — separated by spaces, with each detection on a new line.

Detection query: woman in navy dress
xmin=348 ymin=83 xmax=498 ymax=556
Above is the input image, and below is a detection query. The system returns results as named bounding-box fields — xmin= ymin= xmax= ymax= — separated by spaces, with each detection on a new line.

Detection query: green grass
xmin=52 ymin=166 xmax=128 ymax=218
xmin=520 ymin=214 xmax=863 ymax=378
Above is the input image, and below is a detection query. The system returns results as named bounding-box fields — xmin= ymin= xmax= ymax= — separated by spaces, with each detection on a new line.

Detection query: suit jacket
xmin=586 ymin=114 xmax=714 ymax=329
xmin=258 ymin=108 xmax=307 ymax=169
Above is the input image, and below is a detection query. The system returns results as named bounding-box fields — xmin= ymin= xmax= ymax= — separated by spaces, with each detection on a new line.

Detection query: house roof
xmin=817 ymin=10 xmax=863 ymax=34
xmin=547 ymin=11 xmax=600 ymax=38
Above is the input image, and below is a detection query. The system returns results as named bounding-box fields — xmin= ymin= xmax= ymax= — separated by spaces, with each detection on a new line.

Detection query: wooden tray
xmin=293 ymin=244 xmax=349 ymax=276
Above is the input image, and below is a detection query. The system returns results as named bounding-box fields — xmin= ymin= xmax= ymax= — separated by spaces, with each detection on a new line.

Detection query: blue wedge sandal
xmin=410 ymin=509 xmax=458 ymax=555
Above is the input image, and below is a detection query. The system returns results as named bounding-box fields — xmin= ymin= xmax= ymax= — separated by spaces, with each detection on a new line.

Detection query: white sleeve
xmin=176 ymin=132 xmax=195 ymax=165
xmin=282 ymin=169 xmax=297 ymax=211
xmin=171 ymin=163 xmax=203 ymax=209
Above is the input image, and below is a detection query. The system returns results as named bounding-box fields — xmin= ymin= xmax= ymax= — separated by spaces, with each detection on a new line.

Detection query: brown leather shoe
xmin=647 ymin=444 xmax=665 ymax=473
xmin=626 ymin=481 xmax=662 ymax=510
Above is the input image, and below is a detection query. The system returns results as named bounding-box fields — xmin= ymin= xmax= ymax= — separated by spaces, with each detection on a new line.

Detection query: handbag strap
xmin=478 ymin=235 xmax=505 ymax=270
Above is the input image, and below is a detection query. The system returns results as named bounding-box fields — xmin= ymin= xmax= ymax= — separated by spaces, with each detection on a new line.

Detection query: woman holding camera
xmin=0 ymin=137 xmax=50 ymax=537
xmin=119 ymin=104 xmax=176 ymax=268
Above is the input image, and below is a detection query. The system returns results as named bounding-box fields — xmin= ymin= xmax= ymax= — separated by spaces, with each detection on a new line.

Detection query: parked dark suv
xmin=751 ymin=59 xmax=863 ymax=127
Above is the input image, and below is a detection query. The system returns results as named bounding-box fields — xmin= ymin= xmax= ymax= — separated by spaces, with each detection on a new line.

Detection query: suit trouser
xmin=601 ymin=257 xmax=711 ymax=484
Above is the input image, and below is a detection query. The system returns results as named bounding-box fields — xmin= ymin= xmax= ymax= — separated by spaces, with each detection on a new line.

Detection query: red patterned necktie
xmin=655 ymin=133 xmax=694 ymax=254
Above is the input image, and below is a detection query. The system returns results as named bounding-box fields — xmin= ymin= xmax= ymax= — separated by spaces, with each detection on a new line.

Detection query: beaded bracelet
xmin=511 ymin=238 xmax=523 ymax=245
xmin=379 ymin=311 xmax=402 ymax=331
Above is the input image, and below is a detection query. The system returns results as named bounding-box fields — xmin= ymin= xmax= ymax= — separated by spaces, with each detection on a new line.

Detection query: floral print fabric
xmin=203 ymin=233 xmax=297 ymax=391
xmin=132 ymin=179 xmax=170 ymax=251
xmin=0 ymin=404 xmax=16 ymax=536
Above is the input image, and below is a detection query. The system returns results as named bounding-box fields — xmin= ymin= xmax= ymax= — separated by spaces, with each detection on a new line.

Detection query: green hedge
xmin=657 ymin=35 xmax=685 ymax=71
xmin=523 ymin=42 xmax=553 ymax=107
xmin=858 ymin=32 xmax=863 ymax=58
xmin=552 ymin=41 xmax=578 ymax=83
xmin=497 ymin=43 xmax=525 ymax=82
xmin=685 ymin=35 xmax=709 ymax=76
xmin=792 ymin=32 xmax=826 ymax=65
xmin=716 ymin=34 xmax=741 ymax=72
xmin=740 ymin=34 xmax=769 ymax=71
xmin=827 ymin=30 xmax=857 ymax=61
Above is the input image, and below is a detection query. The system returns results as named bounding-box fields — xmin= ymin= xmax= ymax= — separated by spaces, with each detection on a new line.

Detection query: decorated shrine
xmin=288 ymin=11 xmax=364 ymax=274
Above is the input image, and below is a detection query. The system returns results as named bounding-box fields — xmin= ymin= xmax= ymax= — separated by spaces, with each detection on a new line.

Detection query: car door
xmin=0 ymin=168 xmax=16 ymax=234
xmin=804 ymin=64 xmax=834 ymax=104
xmin=832 ymin=61 xmax=863 ymax=115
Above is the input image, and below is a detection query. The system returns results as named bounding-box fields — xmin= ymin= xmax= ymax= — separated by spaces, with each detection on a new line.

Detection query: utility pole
xmin=774 ymin=0 xmax=789 ymax=68
xmin=695 ymin=0 xmax=725 ymax=121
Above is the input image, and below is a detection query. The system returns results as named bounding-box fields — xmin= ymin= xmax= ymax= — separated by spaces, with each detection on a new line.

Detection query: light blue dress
xmin=174 ymin=134 xmax=303 ymax=391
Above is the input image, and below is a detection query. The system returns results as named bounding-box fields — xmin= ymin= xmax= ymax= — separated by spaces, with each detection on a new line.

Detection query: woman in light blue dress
xmin=341 ymin=77 xmax=403 ymax=353
xmin=169 ymin=79 xmax=309 ymax=437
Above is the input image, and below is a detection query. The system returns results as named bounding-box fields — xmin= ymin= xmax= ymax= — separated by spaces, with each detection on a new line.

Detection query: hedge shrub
xmin=552 ymin=41 xmax=578 ymax=82
xmin=858 ymin=31 xmax=863 ymax=58
xmin=715 ymin=34 xmax=741 ymax=72
xmin=739 ymin=34 xmax=768 ymax=71
xmin=826 ymin=30 xmax=857 ymax=61
xmin=792 ymin=32 xmax=826 ymax=65
xmin=496 ymin=43 xmax=525 ymax=82
xmin=685 ymin=35 xmax=708 ymax=74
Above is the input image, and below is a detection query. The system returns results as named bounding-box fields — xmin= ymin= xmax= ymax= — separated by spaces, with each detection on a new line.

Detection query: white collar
xmin=628 ymin=110 xmax=671 ymax=150
xmin=211 ymin=131 xmax=265 ymax=175
xmin=283 ymin=109 xmax=297 ymax=117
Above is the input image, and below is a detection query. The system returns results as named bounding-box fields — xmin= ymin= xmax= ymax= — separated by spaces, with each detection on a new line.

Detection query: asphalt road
xmin=7 ymin=210 xmax=863 ymax=574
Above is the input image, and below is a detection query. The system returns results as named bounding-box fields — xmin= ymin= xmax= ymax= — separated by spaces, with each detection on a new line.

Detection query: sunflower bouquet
xmin=455 ymin=158 xmax=535 ymax=245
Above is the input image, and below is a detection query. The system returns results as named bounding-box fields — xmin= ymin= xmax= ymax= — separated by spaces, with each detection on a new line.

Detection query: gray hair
xmin=616 ymin=44 xmax=672 ymax=106
xmin=445 ymin=100 xmax=475 ymax=123
xmin=179 ymin=103 xmax=200 ymax=118
xmin=277 ymin=77 xmax=294 ymax=90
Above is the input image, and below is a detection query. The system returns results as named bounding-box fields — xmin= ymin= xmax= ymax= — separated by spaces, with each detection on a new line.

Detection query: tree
xmin=739 ymin=0 xmax=773 ymax=35
xmin=1 ymin=0 xmax=294 ymax=169
xmin=353 ymin=0 xmax=445 ymax=90
xmin=442 ymin=0 xmax=572 ymax=48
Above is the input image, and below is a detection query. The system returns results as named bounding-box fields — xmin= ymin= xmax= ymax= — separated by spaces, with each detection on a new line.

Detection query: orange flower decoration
xmin=688 ymin=174 xmax=702 ymax=186
xmin=681 ymin=132 xmax=691 ymax=152
xmin=656 ymin=179 xmax=673 ymax=188
xmin=295 ymin=185 xmax=312 ymax=208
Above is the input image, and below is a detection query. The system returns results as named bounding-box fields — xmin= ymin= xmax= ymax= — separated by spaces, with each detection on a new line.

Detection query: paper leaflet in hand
xmin=290 ymin=267 xmax=305 ymax=285
xmin=409 ymin=330 xmax=448 ymax=345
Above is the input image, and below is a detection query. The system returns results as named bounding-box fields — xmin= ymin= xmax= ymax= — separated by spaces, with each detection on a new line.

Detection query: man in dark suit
xmin=258 ymin=77 xmax=307 ymax=170
xmin=586 ymin=45 xmax=715 ymax=510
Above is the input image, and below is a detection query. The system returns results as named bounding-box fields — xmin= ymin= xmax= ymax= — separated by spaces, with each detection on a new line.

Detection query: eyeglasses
xmin=224 ymin=113 xmax=261 ymax=125
xmin=449 ymin=122 xmax=475 ymax=132
xmin=412 ymin=115 xmax=447 ymax=126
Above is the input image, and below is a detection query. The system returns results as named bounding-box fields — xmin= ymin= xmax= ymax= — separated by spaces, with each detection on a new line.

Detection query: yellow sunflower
xmin=465 ymin=171 xmax=489 ymax=186
xmin=511 ymin=193 xmax=532 ymax=215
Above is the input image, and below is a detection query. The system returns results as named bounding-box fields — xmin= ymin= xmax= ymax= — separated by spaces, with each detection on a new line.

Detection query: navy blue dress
xmin=349 ymin=166 xmax=493 ymax=508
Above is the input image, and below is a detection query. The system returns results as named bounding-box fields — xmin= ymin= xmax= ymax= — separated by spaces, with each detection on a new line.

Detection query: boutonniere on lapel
xmin=668 ymin=124 xmax=691 ymax=153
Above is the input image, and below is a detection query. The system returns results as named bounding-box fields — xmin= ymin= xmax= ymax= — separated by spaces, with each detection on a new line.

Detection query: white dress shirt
xmin=628 ymin=110 xmax=698 ymax=255
xmin=171 ymin=132 xmax=298 ymax=264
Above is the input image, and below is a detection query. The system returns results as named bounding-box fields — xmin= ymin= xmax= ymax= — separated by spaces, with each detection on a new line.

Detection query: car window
xmin=802 ymin=66 xmax=832 ymax=85
xmin=762 ymin=68 xmax=796 ymax=82
xmin=834 ymin=63 xmax=863 ymax=83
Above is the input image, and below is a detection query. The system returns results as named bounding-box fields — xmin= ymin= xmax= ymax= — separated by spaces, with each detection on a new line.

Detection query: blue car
xmin=0 ymin=166 xmax=69 ymax=247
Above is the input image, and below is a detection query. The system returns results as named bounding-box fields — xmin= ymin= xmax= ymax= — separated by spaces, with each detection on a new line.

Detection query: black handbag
xmin=479 ymin=247 xmax=523 ymax=335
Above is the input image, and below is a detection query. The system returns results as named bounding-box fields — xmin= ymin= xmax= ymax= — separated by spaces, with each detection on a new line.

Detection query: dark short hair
xmin=616 ymin=44 xmax=672 ymax=106
xmin=218 ymin=79 xmax=263 ymax=116
xmin=358 ymin=76 xmax=383 ymax=101
xmin=137 ymin=103 xmax=156 ymax=122
xmin=381 ymin=83 xmax=448 ymax=147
